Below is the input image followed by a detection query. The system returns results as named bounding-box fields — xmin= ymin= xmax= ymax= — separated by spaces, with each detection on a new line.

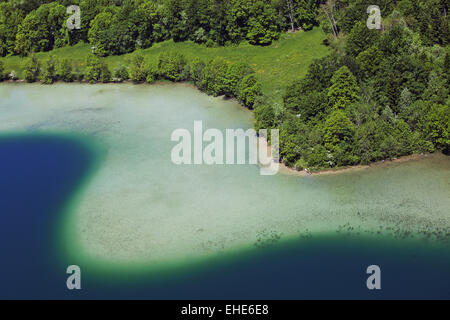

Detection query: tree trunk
xmin=324 ymin=10 xmax=337 ymax=38
xmin=286 ymin=0 xmax=296 ymax=32
xmin=330 ymin=5 xmax=338 ymax=37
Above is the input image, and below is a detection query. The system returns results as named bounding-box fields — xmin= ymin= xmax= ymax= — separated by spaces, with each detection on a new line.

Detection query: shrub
xmin=200 ymin=57 xmax=229 ymax=96
xmin=0 ymin=61 xmax=4 ymax=81
xmin=100 ymin=63 xmax=111 ymax=83
xmin=190 ymin=58 xmax=205 ymax=86
xmin=425 ymin=103 xmax=450 ymax=154
xmin=42 ymin=55 xmax=57 ymax=84
xmin=146 ymin=62 xmax=158 ymax=84
xmin=224 ymin=62 xmax=254 ymax=97
xmin=114 ymin=65 xmax=129 ymax=82
xmin=238 ymin=74 xmax=263 ymax=109
xmin=85 ymin=54 xmax=110 ymax=83
xmin=58 ymin=59 xmax=74 ymax=82
xmin=254 ymin=104 xmax=276 ymax=132
xmin=24 ymin=54 xmax=40 ymax=83
xmin=158 ymin=52 xmax=187 ymax=81
xmin=129 ymin=52 xmax=148 ymax=82
xmin=205 ymin=39 xmax=215 ymax=48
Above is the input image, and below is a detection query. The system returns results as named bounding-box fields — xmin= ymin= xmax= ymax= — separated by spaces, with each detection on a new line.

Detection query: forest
xmin=262 ymin=0 xmax=450 ymax=170
xmin=0 ymin=0 xmax=449 ymax=171
xmin=0 ymin=0 xmax=320 ymax=56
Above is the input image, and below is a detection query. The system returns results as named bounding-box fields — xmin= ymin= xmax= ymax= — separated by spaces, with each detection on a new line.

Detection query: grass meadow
xmin=1 ymin=28 xmax=330 ymax=104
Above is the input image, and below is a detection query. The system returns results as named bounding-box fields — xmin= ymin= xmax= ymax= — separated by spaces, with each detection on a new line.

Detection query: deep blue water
xmin=0 ymin=135 xmax=95 ymax=299
xmin=0 ymin=135 xmax=449 ymax=299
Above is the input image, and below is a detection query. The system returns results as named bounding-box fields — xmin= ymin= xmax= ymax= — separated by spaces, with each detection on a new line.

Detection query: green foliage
xmin=246 ymin=1 xmax=280 ymax=46
xmin=157 ymin=51 xmax=187 ymax=81
xmin=295 ymin=0 xmax=318 ymax=31
xmin=114 ymin=65 xmax=129 ymax=82
xmin=88 ymin=0 xmax=160 ymax=56
xmin=0 ymin=60 xmax=4 ymax=81
xmin=189 ymin=58 xmax=205 ymax=86
xmin=0 ymin=2 xmax=25 ymax=56
xmin=397 ymin=0 xmax=449 ymax=46
xmin=273 ymin=0 xmax=319 ymax=33
xmin=73 ymin=0 xmax=112 ymax=44
xmin=378 ymin=25 xmax=415 ymax=56
xmin=284 ymin=78 xmax=328 ymax=119
xmin=425 ymin=103 xmax=450 ymax=153
xmin=129 ymin=51 xmax=148 ymax=82
xmin=87 ymin=11 xmax=115 ymax=57
xmin=99 ymin=63 xmax=111 ymax=83
xmin=356 ymin=46 xmax=383 ymax=80
xmin=254 ymin=104 xmax=276 ymax=132
xmin=84 ymin=54 xmax=110 ymax=83
xmin=375 ymin=53 xmax=428 ymax=110
xmin=200 ymin=57 xmax=229 ymax=96
xmin=423 ymin=71 xmax=449 ymax=104
xmin=57 ymin=58 xmax=74 ymax=82
xmin=278 ymin=2 xmax=449 ymax=171
xmin=1 ymin=0 xmax=447 ymax=62
xmin=92 ymin=15 xmax=135 ymax=56
xmin=6 ymin=0 xmax=320 ymax=57
xmin=186 ymin=57 xmax=261 ymax=109
xmin=224 ymin=61 xmax=254 ymax=97
xmin=2 ymin=19 xmax=329 ymax=104
xmin=42 ymin=55 xmax=57 ymax=84
xmin=323 ymin=110 xmax=354 ymax=146
xmin=292 ymin=53 xmax=342 ymax=94
xmin=354 ymin=118 xmax=385 ymax=164
xmin=132 ymin=0 xmax=160 ymax=47
xmin=1 ymin=0 xmax=448 ymax=172
xmin=15 ymin=2 xmax=67 ymax=56
xmin=23 ymin=54 xmax=40 ymax=82
xmin=303 ymin=144 xmax=329 ymax=170
xmin=237 ymin=73 xmax=263 ymax=109
xmin=279 ymin=114 xmax=304 ymax=167
xmin=146 ymin=69 xmax=157 ymax=83
xmin=328 ymin=66 xmax=360 ymax=110
xmin=345 ymin=21 xmax=380 ymax=57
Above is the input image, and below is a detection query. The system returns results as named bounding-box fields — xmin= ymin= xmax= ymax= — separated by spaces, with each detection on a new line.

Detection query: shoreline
xmin=306 ymin=153 xmax=432 ymax=176
xmin=2 ymin=84 xmax=449 ymax=270
xmin=2 ymin=81 xmax=443 ymax=178
xmin=1 ymin=78 xmax=191 ymax=86
xmin=282 ymin=153 xmax=433 ymax=176
xmin=258 ymin=134 xmax=436 ymax=177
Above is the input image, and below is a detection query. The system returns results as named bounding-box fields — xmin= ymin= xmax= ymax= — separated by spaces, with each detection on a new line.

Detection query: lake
xmin=0 ymin=83 xmax=449 ymax=299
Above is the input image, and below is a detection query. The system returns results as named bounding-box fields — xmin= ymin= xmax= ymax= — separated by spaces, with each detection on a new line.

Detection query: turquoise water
xmin=0 ymin=83 xmax=449 ymax=299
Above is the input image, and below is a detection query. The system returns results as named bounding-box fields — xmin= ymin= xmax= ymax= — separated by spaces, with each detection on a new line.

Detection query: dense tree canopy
xmin=257 ymin=0 xmax=450 ymax=170
xmin=0 ymin=0 xmax=324 ymax=57
xmin=15 ymin=2 xmax=67 ymax=55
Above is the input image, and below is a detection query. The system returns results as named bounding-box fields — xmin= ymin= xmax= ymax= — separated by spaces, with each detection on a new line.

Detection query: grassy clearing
xmin=1 ymin=28 xmax=330 ymax=103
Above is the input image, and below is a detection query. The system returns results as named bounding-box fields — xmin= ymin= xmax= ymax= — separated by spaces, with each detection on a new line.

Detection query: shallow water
xmin=0 ymin=83 xmax=449 ymax=299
